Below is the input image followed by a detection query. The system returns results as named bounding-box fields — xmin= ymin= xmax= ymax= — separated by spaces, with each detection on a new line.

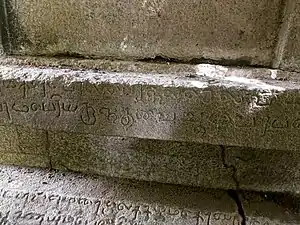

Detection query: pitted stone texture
xmin=48 ymin=132 xmax=300 ymax=193
xmin=0 ymin=165 xmax=240 ymax=225
xmin=49 ymin=132 xmax=235 ymax=190
xmin=241 ymin=192 xmax=300 ymax=224
xmin=0 ymin=63 xmax=299 ymax=151
xmin=0 ymin=124 xmax=49 ymax=168
xmin=226 ymin=147 xmax=300 ymax=193
xmin=9 ymin=0 xmax=282 ymax=66
xmin=2 ymin=124 xmax=300 ymax=193
xmin=0 ymin=1 xmax=4 ymax=56
xmin=0 ymin=165 xmax=299 ymax=225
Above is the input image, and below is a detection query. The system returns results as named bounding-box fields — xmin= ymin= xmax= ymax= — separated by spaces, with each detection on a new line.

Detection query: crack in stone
xmin=138 ymin=55 xmax=268 ymax=68
xmin=220 ymin=145 xmax=246 ymax=225
xmin=0 ymin=0 xmax=10 ymax=53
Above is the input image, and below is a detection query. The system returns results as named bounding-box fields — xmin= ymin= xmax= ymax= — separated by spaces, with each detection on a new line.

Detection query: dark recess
xmin=0 ymin=0 xmax=10 ymax=52
xmin=138 ymin=55 xmax=270 ymax=69
xmin=0 ymin=0 xmax=31 ymax=54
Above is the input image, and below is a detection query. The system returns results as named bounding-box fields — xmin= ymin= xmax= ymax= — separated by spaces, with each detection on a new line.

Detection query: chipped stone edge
xmin=0 ymin=63 xmax=294 ymax=93
xmin=1 ymin=56 xmax=300 ymax=81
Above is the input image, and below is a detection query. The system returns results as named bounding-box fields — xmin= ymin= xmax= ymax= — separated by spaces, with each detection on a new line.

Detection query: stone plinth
xmin=0 ymin=61 xmax=298 ymax=151
xmin=2 ymin=123 xmax=300 ymax=193
xmin=0 ymin=58 xmax=299 ymax=193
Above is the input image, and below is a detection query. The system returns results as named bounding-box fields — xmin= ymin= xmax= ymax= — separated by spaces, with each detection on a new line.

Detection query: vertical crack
xmin=45 ymin=131 xmax=53 ymax=169
xmin=0 ymin=0 xmax=11 ymax=53
xmin=0 ymin=0 xmax=30 ymax=53
xmin=220 ymin=145 xmax=246 ymax=225
xmin=272 ymin=0 xmax=296 ymax=68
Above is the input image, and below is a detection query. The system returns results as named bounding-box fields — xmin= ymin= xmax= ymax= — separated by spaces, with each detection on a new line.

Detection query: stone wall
xmin=2 ymin=0 xmax=300 ymax=200
xmin=2 ymin=0 xmax=300 ymax=71
xmin=2 ymin=1 xmax=300 ymax=222
xmin=0 ymin=0 xmax=289 ymax=67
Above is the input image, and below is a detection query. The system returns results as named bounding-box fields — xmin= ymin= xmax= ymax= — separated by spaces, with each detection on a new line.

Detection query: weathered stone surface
xmin=0 ymin=23 xmax=3 ymax=55
xmin=0 ymin=113 xmax=296 ymax=194
xmin=3 ymin=56 xmax=300 ymax=81
xmin=4 ymin=0 xmax=283 ymax=66
xmin=275 ymin=1 xmax=300 ymax=72
xmin=0 ymin=165 xmax=240 ymax=225
xmin=49 ymin=132 xmax=235 ymax=190
xmin=0 ymin=38 xmax=3 ymax=55
xmin=2 ymin=60 xmax=300 ymax=193
xmin=0 ymin=165 xmax=299 ymax=225
xmin=241 ymin=191 xmax=300 ymax=224
xmin=2 ymin=124 xmax=300 ymax=193
xmin=0 ymin=124 xmax=49 ymax=168
xmin=48 ymin=132 xmax=300 ymax=193
xmin=0 ymin=62 xmax=299 ymax=151
xmin=226 ymin=146 xmax=300 ymax=193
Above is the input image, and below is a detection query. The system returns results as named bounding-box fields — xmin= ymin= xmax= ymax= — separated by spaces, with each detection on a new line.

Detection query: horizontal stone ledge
xmin=0 ymin=165 xmax=299 ymax=225
xmin=0 ymin=62 xmax=299 ymax=151
xmin=2 ymin=123 xmax=300 ymax=193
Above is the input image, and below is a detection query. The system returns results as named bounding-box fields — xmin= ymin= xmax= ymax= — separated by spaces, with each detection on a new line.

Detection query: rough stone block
xmin=2 ymin=125 xmax=300 ymax=193
xmin=1 ymin=60 xmax=300 ymax=193
xmin=0 ymin=27 xmax=3 ymax=55
xmin=224 ymin=147 xmax=300 ymax=193
xmin=49 ymin=132 xmax=235 ymax=190
xmin=4 ymin=0 xmax=283 ymax=66
xmin=0 ymin=62 xmax=299 ymax=151
xmin=0 ymin=120 xmax=300 ymax=193
xmin=226 ymin=146 xmax=300 ymax=193
xmin=0 ymin=0 xmax=10 ymax=55
xmin=0 ymin=2 xmax=3 ymax=55
xmin=0 ymin=40 xmax=3 ymax=55
xmin=0 ymin=165 xmax=299 ymax=225
xmin=48 ymin=132 xmax=300 ymax=193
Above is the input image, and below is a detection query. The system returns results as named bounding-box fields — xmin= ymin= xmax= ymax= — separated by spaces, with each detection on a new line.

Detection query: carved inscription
xmin=0 ymin=98 xmax=95 ymax=125
xmin=0 ymin=76 xmax=297 ymax=148
xmin=0 ymin=188 xmax=292 ymax=225
xmin=0 ymin=189 xmax=244 ymax=225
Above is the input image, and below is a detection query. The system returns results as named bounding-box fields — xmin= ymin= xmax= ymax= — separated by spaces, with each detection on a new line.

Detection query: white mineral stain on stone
xmin=195 ymin=64 xmax=285 ymax=91
xmin=224 ymin=76 xmax=285 ymax=91
xmin=142 ymin=0 xmax=148 ymax=7
xmin=248 ymin=92 xmax=278 ymax=113
xmin=142 ymin=0 xmax=166 ymax=16
xmin=190 ymin=81 xmax=209 ymax=89
xmin=0 ymin=65 xmax=288 ymax=92
xmin=195 ymin=64 xmax=228 ymax=78
xmin=270 ymin=69 xmax=277 ymax=79
xmin=120 ymin=36 xmax=128 ymax=51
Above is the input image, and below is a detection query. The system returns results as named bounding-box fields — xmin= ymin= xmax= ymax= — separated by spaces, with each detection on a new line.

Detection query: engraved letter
xmin=80 ymin=103 xmax=96 ymax=125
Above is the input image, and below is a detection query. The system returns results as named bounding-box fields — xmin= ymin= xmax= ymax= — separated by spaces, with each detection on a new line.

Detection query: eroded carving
xmin=0 ymin=188 xmax=245 ymax=225
xmin=0 ymin=75 xmax=296 ymax=150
